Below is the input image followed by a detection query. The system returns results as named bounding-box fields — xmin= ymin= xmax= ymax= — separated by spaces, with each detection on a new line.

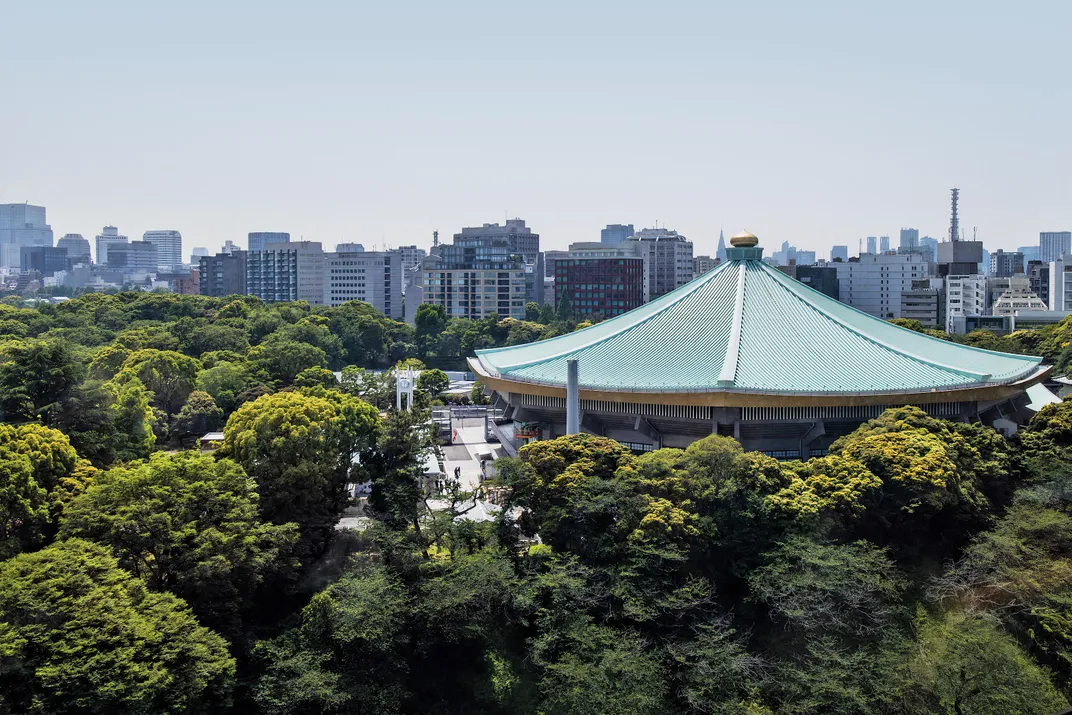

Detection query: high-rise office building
xmin=879 ymin=236 xmax=890 ymax=253
xmin=0 ymin=203 xmax=53 ymax=268
xmin=246 ymin=241 xmax=325 ymax=304
xmin=1019 ymin=245 xmax=1041 ymax=263
xmin=1041 ymin=232 xmax=1072 ymax=264
xmin=866 ymin=236 xmax=877 ymax=254
xmin=142 ymin=230 xmax=183 ymax=269
xmin=199 ymin=251 xmax=248 ymax=297
xmin=600 ymin=223 xmax=635 ymax=245
xmin=20 ymin=246 xmax=69 ymax=276
xmin=107 ymin=241 xmax=158 ymax=274
xmin=248 ymin=232 xmax=290 ymax=252
xmin=1027 ymin=260 xmax=1050 ymax=306
xmin=455 ymin=219 xmax=539 ymax=263
xmin=796 ymin=250 xmax=816 ymax=265
xmin=834 ymin=252 xmax=932 ymax=319
xmin=553 ymin=242 xmax=649 ymax=319
xmin=830 ymin=245 xmax=849 ymax=262
xmin=945 ymin=275 xmax=988 ymax=333
xmin=324 ymin=250 xmax=402 ymax=318
xmin=899 ymin=228 xmax=919 ymax=249
xmin=190 ymin=247 xmax=209 ymax=264
xmin=626 ymin=227 xmax=694 ymax=299
xmin=989 ymin=249 xmax=1025 ymax=278
xmin=57 ymin=234 xmax=91 ymax=264
xmin=95 ymin=226 xmax=128 ymax=265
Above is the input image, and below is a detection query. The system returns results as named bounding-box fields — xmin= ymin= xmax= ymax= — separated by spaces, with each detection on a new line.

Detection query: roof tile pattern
xmin=475 ymin=257 xmax=1041 ymax=394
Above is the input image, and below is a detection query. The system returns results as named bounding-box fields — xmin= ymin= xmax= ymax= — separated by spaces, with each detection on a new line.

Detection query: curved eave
xmin=469 ymin=357 xmax=1051 ymax=408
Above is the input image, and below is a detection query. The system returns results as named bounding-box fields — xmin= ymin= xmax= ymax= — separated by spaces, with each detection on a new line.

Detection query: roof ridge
xmin=484 ymin=259 xmax=736 ymax=372
xmin=759 ymin=262 xmax=993 ymax=381
xmin=717 ymin=263 xmax=747 ymax=385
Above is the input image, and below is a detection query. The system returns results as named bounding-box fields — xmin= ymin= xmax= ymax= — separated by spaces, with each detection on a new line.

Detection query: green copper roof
xmin=474 ymin=255 xmax=1043 ymax=394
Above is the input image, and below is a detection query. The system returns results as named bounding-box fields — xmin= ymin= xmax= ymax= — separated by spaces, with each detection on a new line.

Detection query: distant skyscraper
xmin=796 ymin=250 xmax=816 ymax=265
xmin=335 ymin=243 xmax=365 ymax=253
xmin=199 ymin=251 xmax=247 ymax=297
xmin=246 ymin=241 xmax=325 ymax=304
xmin=324 ymin=250 xmax=402 ymax=318
xmin=716 ymin=229 xmax=727 ymax=263
xmin=600 ymin=224 xmax=635 ymax=245
xmin=693 ymin=255 xmax=718 ymax=276
xmin=57 ymin=234 xmax=91 ymax=264
xmin=248 ymin=231 xmax=290 ymax=252
xmin=190 ymin=247 xmax=209 ymax=264
xmin=0 ymin=203 xmax=53 ymax=268
xmin=142 ymin=230 xmax=182 ymax=269
xmin=94 ymin=226 xmax=128 ymax=265
xmin=899 ymin=228 xmax=919 ymax=249
xmin=1019 ymin=245 xmax=1040 ymax=263
xmin=627 ymin=227 xmax=694 ymax=298
xmin=395 ymin=245 xmax=427 ymax=272
xmin=107 ymin=241 xmax=158 ymax=274
xmin=830 ymin=245 xmax=848 ymax=262
xmin=919 ymin=236 xmax=938 ymax=262
xmin=866 ymin=236 xmax=877 ymax=254
xmin=1040 ymin=231 xmax=1072 ymax=263
xmin=990 ymin=249 xmax=1025 ymax=278
xmin=879 ymin=236 xmax=890 ymax=253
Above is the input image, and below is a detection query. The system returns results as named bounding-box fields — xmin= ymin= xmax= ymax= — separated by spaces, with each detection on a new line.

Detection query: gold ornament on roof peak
xmin=730 ymin=230 xmax=758 ymax=248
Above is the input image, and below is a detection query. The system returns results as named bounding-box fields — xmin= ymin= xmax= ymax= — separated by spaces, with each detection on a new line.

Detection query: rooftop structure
xmin=472 ymin=232 xmax=1048 ymax=457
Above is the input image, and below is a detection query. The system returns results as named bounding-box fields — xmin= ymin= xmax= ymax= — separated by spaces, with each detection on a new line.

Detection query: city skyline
xmin=2 ymin=3 xmax=1069 ymax=258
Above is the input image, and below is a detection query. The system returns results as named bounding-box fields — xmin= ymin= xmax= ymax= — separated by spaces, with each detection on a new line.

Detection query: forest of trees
xmin=1 ymin=291 xmax=1072 ymax=713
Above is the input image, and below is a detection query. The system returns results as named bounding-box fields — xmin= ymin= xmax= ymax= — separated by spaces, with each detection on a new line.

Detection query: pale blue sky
xmin=2 ymin=1 xmax=1069 ymax=257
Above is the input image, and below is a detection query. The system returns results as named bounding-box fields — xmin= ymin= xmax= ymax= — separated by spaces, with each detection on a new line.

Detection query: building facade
xmin=866 ymin=236 xmax=877 ymax=254
xmin=626 ymin=228 xmax=694 ymax=299
xmin=142 ymin=230 xmax=183 ymax=269
xmin=248 ymin=232 xmax=290 ymax=252
xmin=830 ymin=245 xmax=848 ymax=262
xmin=834 ymin=252 xmax=931 ymax=319
xmin=246 ymin=241 xmax=325 ymax=304
xmin=600 ymin=224 xmax=635 ymax=245
xmin=779 ymin=265 xmax=840 ymax=300
xmin=989 ymin=249 xmax=1025 ymax=278
xmin=422 ymin=268 xmax=527 ymax=320
xmin=0 ymin=203 xmax=53 ymax=268
xmin=324 ymin=250 xmax=402 ymax=318
xmin=199 ymin=250 xmax=248 ymax=297
xmin=899 ymin=228 xmax=919 ymax=249
xmin=552 ymin=242 xmax=648 ymax=319
xmin=945 ymin=275 xmax=988 ymax=332
xmin=879 ymin=236 xmax=890 ymax=253
xmin=95 ymin=226 xmax=128 ymax=265
xmin=455 ymin=219 xmax=539 ymax=263
xmin=107 ymin=241 xmax=158 ymax=275
xmin=1027 ymin=260 xmax=1050 ymax=306
xmin=1041 ymin=232 xmax=1072 ymax=263
xmin=693 ymin=255 xmax=719 ymax=277
xmin=900 ymin=279 xmax=943 ymax=328
xmin=56 ymin=234 xmax=91 ymax=264
xmin=395 ymin=245 xmax=427 ymax=272
xmin=1049 ymin=254 xmax=1072 ymax=311
xmin=20 ymin=246 xmax=69 ymax=276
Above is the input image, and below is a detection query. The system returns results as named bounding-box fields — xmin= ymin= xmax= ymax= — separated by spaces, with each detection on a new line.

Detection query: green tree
xmin=171 ymin=390 xmax=224 ymax=441
xmin=60 ymin=451 xmax=298 ymax=638
xmin=556 ymin=293 xmax=574 ymax=322
xmin=417 ymin=368 xmax=450 ymax=399
xmin=196 ymin=361 xmax=251 ymax=414
xmin=538 ymin=303 xmax=556 ymax=324
xmin=105 ymin=376 xmax=156 ymax=461
xmin=294 ymin=366 xmax=338 ymax=388
xmin=902 ymin=611 xmax=1068 ymax=715
xmin=117 ymin=348 xmax=203 ymax=416
xmin=525 ymin=301 xmax=541 ymax=322
xmin=0 ymin=338 xmax=86 ymax=423
xmin=222 ymin=390 xmax=379 ymax=555
xmin=0 ymin=443 xmax=47 ymax=558
xmin=363 ymin=408 xmax=435 ymax=532
xmin=247 ymin=339 xmax=328 ymax=385
xmin=414 ymin=303 xmax=447 ymax=357
xmin=0 ymin=538 xmax=235 ymax=715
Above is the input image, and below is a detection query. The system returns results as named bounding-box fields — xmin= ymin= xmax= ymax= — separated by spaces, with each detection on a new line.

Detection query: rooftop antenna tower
xmin=433 ymin=230 xmax=439 ymax=248
xmin=949 ymin=188 xmax=960 ymax=242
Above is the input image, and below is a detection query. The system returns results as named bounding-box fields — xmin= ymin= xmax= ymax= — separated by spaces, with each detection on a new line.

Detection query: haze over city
xmin=2 ymin=1 xmax=1069 ymax=256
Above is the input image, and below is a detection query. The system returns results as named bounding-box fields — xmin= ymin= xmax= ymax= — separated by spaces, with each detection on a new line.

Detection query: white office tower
xmin=945 ymin=275 xmax=988 ymax=333
xmin=626 ymin=227 xmax=694 ymax=299
xmin=395 ymin=245 xmax=427 ymax=272
xmin=95 ymin=226 xmax=128 ymax=265
xmin=324 ymin=250 xmax=402 ymax=318
xmin=834 ymin=252 xmax=931 ymax=319
xmin=142 ymin=230 xmax=183 ymax=269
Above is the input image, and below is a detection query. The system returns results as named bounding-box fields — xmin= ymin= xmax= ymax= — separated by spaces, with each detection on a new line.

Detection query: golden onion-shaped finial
xmin=730 ymin=230 xmax=758 ymax=248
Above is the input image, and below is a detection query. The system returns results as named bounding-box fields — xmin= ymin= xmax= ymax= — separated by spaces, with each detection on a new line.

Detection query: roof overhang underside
xmin=470 ymin=357 xmax=1051 ymax=408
